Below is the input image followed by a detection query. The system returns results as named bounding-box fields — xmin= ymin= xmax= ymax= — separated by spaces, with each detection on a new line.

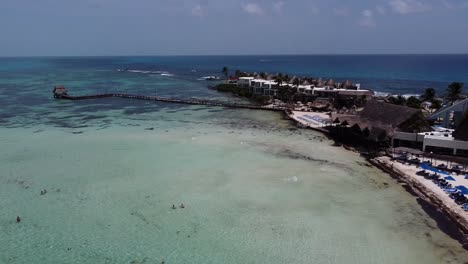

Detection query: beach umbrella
xmin=455 ymin=186 xmax=468 ymax=195
xmin=444 ymin=176 xmax=456 ymax=181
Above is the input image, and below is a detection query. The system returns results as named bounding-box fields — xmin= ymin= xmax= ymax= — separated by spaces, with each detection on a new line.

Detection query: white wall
xmin=423 ymin=137 xmax=468 ymax=154
xmin=393 ymin=132 xmax=420 ymax=142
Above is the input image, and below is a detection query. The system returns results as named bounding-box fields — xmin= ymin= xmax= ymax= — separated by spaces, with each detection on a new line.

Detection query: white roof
xmin=425 ymin=134 xmax=455 ymax=141
xmin=239 ymin=77 xmax=254 ymax=80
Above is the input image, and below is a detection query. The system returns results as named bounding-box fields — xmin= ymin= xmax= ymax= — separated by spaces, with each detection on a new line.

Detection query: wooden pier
xmin=55 ymin=93 xmax=286 ymax=111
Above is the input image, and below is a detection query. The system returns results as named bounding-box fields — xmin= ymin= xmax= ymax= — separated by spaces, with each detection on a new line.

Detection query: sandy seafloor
xmin=1 ymin=105 xmax=468 ymax=264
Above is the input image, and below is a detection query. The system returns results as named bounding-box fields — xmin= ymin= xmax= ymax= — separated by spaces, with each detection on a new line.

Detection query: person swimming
xmin=180 ymin=204 xmax=185 ymax=208
xmin=172 ymin=205 xmax=176 ymax=209
xmin=16 ymin=216 xmax=21 ymax=223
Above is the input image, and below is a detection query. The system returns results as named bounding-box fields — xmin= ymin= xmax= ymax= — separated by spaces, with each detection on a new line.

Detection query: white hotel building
xmin=237 ymin=77 xmax=373 ymax=98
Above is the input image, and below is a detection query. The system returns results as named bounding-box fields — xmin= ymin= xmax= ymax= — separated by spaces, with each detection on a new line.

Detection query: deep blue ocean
xmin=1 ymin=55 xmax=467 ymax=95
xmin=1 ymin=55 xmax=467 ymax=128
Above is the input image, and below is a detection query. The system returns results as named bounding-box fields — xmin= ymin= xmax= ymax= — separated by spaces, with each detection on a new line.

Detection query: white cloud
xmin=358 ymin=9 xmax=376 ymax=27
xmin=241 ymin=3 xmax=264 ymax=15
xmin=191 ymin=5 xmax=203 ymax=17
xmin=376 ymin=6 xmax=386 ymax=15
xmin=333 ymin=7 xmax=349 ymax=16
xmin=273 ymin=1 xmax=284 ymax=13
xmin=389 ymin=0 xmax=430 ymax=14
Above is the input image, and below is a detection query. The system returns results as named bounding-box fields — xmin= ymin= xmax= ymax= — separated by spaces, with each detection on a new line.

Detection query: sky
xmin=0 ymin=0 xmax=467 ymax=56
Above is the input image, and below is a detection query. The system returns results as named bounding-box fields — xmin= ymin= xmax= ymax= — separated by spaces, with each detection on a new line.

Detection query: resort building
xmin=331 ymin=100 xmax=430 ymax=144
xmin=392 ymin=112 xmax=468 ymax=157
xmin=312 ymin=86 xmax=374 ymax=100
xmin=236 ymin=76 xmax=374 ymax=99
xmin=392 ymin=129 xmax=468 ymax=157
xmin=237 ymin=77 xmax=254 ymax=88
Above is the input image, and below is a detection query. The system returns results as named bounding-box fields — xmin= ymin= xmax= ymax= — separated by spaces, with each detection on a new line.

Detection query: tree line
xmin=388 ymin=82 xmax=464 ymax=110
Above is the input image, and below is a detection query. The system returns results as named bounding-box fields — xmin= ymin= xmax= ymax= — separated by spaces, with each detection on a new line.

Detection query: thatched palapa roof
xmin=359 ymin=100 xmax=421 ymax=129
xmin=325 ymin=79 xmax=335 ymax=87
xmin=341 ymin=80 xmax=353 ymax=89
xmin=331 ymin=100 xmax=430 ymax=141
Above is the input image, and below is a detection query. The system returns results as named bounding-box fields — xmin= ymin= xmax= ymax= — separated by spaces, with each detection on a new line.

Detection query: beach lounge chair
xmin=437 ymin=164 xmax=447 ymax=170
xmin=444 ymin=188 xmax=459 ymax=193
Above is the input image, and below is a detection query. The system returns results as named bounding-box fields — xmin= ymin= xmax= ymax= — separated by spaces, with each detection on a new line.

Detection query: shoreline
xmin=284 ymin=109 xmax=468 ymax=249
xmin=369 ymin=157 xmax=468 ymax=247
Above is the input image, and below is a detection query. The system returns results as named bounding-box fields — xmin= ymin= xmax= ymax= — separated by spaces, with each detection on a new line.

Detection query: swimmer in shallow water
xmin=172 ymin=205 xmax=176 ymax=209
xmin=180 ymin=204 xmax=185 ymax=208
xmin=16 ymin=216 xmax=21 ymax=223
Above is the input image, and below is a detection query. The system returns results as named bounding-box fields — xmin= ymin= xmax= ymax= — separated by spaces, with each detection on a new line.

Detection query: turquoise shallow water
xmin=1 ymin=56 xmax=468 ymax=263
xmin=1 ymin=107 xmax=468 ymax=263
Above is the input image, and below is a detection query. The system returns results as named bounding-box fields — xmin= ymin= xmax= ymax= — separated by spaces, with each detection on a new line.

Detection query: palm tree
xmin=431 ymin=99 xmax=442 ymax=111
xmin=406 ymin=96 xmax=421 ymax=109
xmin=222 ymin=66 xmax=229 ymax=80
xmin=275 ymin=76 xmax=283 ymax=88
xmin=446 ymin=82 xmax=464 ymax=102
xmin=421 ymin=88 xmax=436 ymax=101
xmin=292 ymin=78 xmax=300 ymax=87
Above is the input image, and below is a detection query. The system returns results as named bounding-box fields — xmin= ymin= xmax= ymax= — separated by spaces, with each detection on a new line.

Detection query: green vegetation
xmin=222 ymin=66 xmax=229 ymax=80
xmin=387 ymin=82 xmax=466 ymax=111
xmin=431 ymin=100 xmax=442 ymax=111
xmin=386 ymin=95 xmax=422 ymax=109
xmin=406 ymin=96 xmax=422 ymax=109
xmin=387 ymin=95 xmax=407 ymax=106
xmin=215 ymin=83 xmax=270 ymax=104
xmin=216 ymin=83 xmax=252 ymax=98
xmin=446 ymin=82 xmax=464 ymax=102
xmin=421 ymin=88 xmax=436 ymax=101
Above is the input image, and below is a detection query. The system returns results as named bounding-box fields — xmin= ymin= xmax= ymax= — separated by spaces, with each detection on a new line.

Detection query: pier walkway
xmin=56 ymin=93 xmax=286 ymax=111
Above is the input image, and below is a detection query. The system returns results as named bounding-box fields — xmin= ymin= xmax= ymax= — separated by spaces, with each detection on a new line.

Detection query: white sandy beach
xmin=373 ymin=156 xmax=468 ymax=226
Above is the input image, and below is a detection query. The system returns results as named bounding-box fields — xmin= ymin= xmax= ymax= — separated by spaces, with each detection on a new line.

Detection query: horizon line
xmin=1 ymin=53 xmax=468 ymax=58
